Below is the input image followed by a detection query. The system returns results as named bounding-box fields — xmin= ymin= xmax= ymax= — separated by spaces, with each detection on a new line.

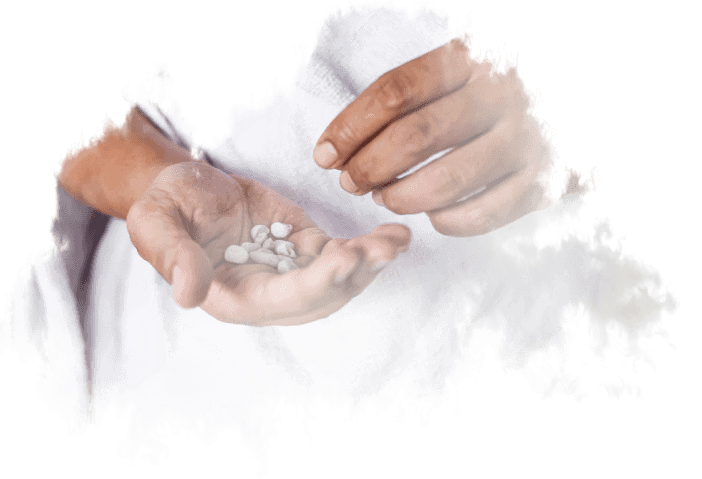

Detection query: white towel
xmin=0 ymin=3 xmax=679 ymax=477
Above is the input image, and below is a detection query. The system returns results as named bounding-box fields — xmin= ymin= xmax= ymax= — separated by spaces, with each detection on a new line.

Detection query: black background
xmin=0 ymin=2 xmax=691 ymax=478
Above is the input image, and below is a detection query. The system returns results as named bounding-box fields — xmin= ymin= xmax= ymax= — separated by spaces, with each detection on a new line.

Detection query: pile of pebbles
xmin=224 ymin=222 xmax=299 ymax=274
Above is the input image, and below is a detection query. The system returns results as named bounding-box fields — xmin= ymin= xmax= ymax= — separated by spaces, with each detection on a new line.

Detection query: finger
xmin=339 ymin=224 xmax=412 ymax=290
xmin=171 ymin=245 xmax=214 ymax=308
xmin=425 ymin=165 xmax=547 ymax=237
xmin=367 ymin=223 xmax=412 ymax=251
xmin=205 ymin=238 xmax=364 ymax=324
xmin=127 ymin=189 xmax=214 ymax=308
xmin=372 ymin=117 xmax=528 ymax=215
xmin=288 ymin=227 xmax=335 ymax=257
xmin=341 ymin=65 xmax=524 ymax=194
xmin=265 ymin=224 xmax=410 ymax=325
xmin=203 ymin=225 xmax=410 ymax=326
xmin=314 ymin=38 xmax=474 ymax=170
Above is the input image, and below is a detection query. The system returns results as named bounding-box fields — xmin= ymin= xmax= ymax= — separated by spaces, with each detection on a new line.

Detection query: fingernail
xmin=340 ymin=171 xmax=359 ymax=193
xmin=372 ymin=190 xmax=385 ymax=207
xmin=334 ymin=272 xmax=348 ymax=284
xmin=314 ymin=142 xmax=337 ymax=168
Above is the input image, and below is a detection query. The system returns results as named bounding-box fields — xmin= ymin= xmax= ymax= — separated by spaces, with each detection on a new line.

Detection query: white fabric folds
xmin=0 ymin=3 xmax=679 ymax=477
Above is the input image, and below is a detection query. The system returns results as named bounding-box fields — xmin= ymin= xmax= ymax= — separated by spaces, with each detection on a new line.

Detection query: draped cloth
xmin=0 ymin=3 xmax=679 ymax=477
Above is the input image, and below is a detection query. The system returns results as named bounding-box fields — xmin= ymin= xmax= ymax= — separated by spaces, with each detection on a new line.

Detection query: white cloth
xmin=0 ymin=3 xmax=679 ymax=475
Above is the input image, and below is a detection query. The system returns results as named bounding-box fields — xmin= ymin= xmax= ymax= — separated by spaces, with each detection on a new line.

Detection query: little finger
xmin=426 ymin=165 xmax=546 ymax=237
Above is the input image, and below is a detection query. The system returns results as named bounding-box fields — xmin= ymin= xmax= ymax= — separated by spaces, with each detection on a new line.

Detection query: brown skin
xmin=58 ymin=109 xmax=411 ymax=325
xmin=314 ymin=38 xmax=581 ymax=237
xmin=59 ymin=40 xmax=581 ymax=323
xmin=59 ymin=108 xmax=192 ymax=220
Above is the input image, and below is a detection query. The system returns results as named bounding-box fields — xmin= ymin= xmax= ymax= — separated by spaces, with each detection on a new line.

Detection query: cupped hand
xmin=314 ymin=38 xmax=558 ymax=237
xmin=126 ymin=162 xmax=410 ymax=325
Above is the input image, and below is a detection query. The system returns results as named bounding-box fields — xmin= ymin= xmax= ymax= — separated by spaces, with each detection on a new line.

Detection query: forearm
xmin=58 ymin=107 xmax=193 ymax=220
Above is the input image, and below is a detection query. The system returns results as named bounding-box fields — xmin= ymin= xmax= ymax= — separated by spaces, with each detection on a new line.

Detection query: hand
xmin=314 ymin=38 xmax=561 ymax=237
xmin=126 ymin=162 xmax=411 ymax=326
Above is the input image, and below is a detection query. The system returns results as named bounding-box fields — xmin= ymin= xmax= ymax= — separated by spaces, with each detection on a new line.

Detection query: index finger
xmin=313 ymin=38 xmax=475 ymax=170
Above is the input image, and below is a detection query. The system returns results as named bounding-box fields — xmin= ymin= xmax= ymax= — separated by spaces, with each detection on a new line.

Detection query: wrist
xmin=59 ymin=107 xmax=194 ymax=220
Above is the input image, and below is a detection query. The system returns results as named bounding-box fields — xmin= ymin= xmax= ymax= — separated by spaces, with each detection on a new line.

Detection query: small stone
xmin=271 ymin=222 xmax=293 ymax=238
xmin=274 ymin=240 xmax=297 ymax=258
xmin=250 ymin=249 xmax=281 ymax=267
xmin=240 ymin=242 xmax=261 ymax=252
xmin=224 ymin=245 xmax=249 ymax=264
xmin=251 ymin=224 xmax=270 ymax=238
xmin=253 ymin=232 xmax=268 ymax=244
xmin=277 ymin=257 xmax=298 ymax=274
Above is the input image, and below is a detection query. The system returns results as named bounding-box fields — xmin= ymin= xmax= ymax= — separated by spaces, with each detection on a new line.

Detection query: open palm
xmin=126 ymin=162 xmax=410 ymax=325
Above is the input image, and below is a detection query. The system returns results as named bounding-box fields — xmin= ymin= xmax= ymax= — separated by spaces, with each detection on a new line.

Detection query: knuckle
xmin=376 ymin=68 xmax=416 ymax=111
xmin=398 ymin=111 xmax=436 ymax=153
xmin=331 ymin=118 xmax=360 ymax=149
xmin=434 ymin=164 xmax=468 ymax=198
xmin=390 ymin=112 xmax=436 ymax=160
xmin=412 ymin=112 xmax=433 ymax=139
xmin=348 ymin=158 xmax=380 ymax=188
xmin=310 ymin=227 xmax=329 ymax=237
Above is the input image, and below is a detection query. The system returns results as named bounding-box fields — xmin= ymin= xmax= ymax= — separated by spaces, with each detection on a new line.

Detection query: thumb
xmin=127 ymin=191 xmax=213 ymax=308
xmin=169 ymin=242 xmax=214 ymax=309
